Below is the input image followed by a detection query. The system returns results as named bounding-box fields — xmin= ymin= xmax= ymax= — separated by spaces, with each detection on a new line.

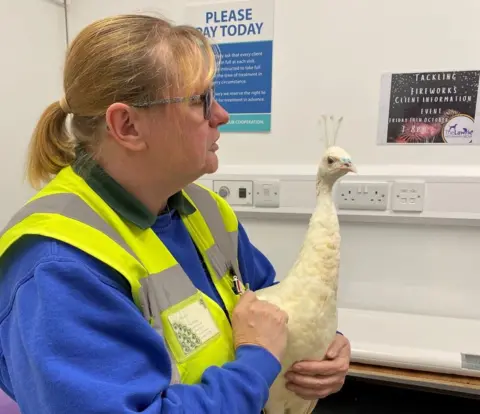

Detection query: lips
xmin=210 ymin=134 xmax=220 ymax=151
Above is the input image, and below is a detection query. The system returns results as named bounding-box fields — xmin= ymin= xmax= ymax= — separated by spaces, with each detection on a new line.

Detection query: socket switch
xmin=253 ymin=180 xmax=280 ymax=208
xmin=213 ymin=180 xmax=253 ymax=206
xmin=336 ymin=181 xmax=389 ymax=211
xmin=391 ymin=181 xmax=425 ymax=212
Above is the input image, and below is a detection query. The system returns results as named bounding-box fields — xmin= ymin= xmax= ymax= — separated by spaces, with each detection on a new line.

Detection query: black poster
xmin=383 ymin=70 xmax=480 ymax=144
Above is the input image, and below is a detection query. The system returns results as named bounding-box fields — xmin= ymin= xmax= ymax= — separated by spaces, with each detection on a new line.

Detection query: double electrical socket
xmin=335 ymin=180 xmax=425 ymax=212
xmin=336 ymin=181 xmax=389 ymax=211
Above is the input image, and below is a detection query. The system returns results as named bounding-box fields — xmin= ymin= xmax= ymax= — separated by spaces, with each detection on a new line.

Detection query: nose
xmin=209 ymin=100 xmax=230 ymax=127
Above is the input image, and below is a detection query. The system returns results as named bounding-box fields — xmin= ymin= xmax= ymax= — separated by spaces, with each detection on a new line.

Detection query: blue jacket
xmin=0 ymin=208 xmax=281 ymax=413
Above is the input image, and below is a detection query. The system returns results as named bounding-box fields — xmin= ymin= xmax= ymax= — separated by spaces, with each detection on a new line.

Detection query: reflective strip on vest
xmin=184 ymin=184 xmax=242 ymax=281
xmin=137 ymin=266 xmax=196 ymax=385
xmin=139 ymin=265 xmax=197 ymax=314
xmin=0 ymin=193 xmax=140 ymax=262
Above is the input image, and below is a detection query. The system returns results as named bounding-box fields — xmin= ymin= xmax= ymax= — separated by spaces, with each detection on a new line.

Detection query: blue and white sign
xmin=185 ymin=0 xmax=275 ymax=133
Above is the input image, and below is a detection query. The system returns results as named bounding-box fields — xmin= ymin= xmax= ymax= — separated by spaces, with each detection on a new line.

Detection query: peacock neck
xmin=282 ymin=180 xmax=340 ymax=294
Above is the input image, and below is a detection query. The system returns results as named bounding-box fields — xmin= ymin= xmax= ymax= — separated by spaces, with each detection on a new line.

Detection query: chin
xmin=203 ymin=163 xmax=218 ymax=175
xmin=203 ymin=152 xmax=219 ymax=174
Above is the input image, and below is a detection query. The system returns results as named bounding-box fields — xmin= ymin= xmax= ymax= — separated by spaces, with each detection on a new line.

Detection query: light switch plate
xmin=253 ymin=180 xmax=280 ymax=208
xmin=391 ymin=181 xmax=425 ymax=212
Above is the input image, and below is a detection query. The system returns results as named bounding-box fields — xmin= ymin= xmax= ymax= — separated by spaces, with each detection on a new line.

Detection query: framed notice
xmin=185 ymin=0 xmax=274 ymax=133
xmin=377 ymin=70 xmax=480 ymax=144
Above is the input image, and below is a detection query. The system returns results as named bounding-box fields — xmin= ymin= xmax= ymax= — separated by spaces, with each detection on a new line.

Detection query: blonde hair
xmin=26 ymin=14 xmax=218 ymax=189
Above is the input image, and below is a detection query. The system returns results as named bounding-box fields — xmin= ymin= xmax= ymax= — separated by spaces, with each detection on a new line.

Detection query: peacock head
xmin=316 ymin=115 xmax=356 ymax=187
xmin=322 ymin=146 xmax=356 ymax=177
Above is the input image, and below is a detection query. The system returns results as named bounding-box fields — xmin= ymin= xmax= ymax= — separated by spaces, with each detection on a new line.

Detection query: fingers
xmin=268 ymin=302 xmax=287 ymax=319
xmin=326 ymin=341 xmax=342 ymax=360
xmin=235 ymin=292 xmax=288 ymax=324
xmin=281 ymin=309 xmax=289 ymax=324
xmin=286 ymin=370 xmax=344 ymax=387
xmin=266 ymin=302 xmax=288 ymax=323
xmin=236 ymin=290 xmax=257 ymax=307
xmin=325 ymin=334 xmax=349 ymax=359
xmin=285 ymin=372 xmax=324 ymax=389
xmin=241 ymin=290 xmax=256 ymax=301
xmin=292 ymin=358 xmax=348 ymax=376
xmin=285 ymin=373 xmax=345 ymax=400
xmin=253 ymin=298 xmax=287 ymax=320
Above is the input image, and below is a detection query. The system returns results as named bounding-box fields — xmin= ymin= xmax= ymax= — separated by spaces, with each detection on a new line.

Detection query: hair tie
xmin=59 ymin=96 xmax=72 ymax=114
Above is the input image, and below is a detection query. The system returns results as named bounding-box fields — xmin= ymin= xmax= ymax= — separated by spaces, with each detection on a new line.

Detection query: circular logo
xmin=442 ymin=114 xmax=474 ymax=144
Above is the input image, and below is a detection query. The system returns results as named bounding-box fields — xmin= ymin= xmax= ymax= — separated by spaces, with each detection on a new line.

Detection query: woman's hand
xmin=284 ymin=334 xmax=351 ymax=400
xmin=232 ymin=291 xmax=289 ymax=362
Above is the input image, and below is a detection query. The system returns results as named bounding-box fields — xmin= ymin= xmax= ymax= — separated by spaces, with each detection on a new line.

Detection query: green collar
xmin=72 ymin=158 xmax=196 ymax=229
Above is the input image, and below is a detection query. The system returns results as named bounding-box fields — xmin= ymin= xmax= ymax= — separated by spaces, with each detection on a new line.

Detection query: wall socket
xmin=336 ymin=181 xmax=389 ymax=211
xmin=253 ymin=180 xmax=280 ymax=208
xmin=391 ymin=181 xmax=425 ymax=212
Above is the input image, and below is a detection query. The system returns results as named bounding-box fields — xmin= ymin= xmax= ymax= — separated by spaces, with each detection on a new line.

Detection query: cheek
xmin=175 ymin=108 xmax=211 ymax=161
xmin=187 ymin=125 xmax=210 ymax=155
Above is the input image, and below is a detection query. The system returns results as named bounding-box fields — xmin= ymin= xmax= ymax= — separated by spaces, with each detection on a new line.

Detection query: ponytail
xmin=26 ymin=101 xmax=75 ymax=189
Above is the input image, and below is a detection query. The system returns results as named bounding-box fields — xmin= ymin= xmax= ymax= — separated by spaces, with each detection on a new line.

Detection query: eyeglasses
xmin=131 ymin=86 xmax=215 ymax=120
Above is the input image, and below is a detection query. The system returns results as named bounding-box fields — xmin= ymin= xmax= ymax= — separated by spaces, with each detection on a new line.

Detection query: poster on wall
xmin=377 ymin=70 xmax=480 ymax=144
xmin=185 ymin=0 xmax=274 ymax=133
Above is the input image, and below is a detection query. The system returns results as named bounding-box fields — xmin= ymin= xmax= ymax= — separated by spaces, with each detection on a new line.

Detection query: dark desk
xmin=313 ymin=363 xmax=480 ymax=413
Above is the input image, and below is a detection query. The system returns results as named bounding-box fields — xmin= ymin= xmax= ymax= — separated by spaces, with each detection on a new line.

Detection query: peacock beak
xmin=342 ymin=162 xmax=357 ymax=173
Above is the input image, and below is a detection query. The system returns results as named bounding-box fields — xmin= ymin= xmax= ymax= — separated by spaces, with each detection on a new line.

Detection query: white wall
xmin=0 ymin=0 xmax=66 ymax=228
xmin=69 ymin=0 xmax=480 ymax=167
xmin=67 ymin=1 xmax=480 ymax=368
xmin=1 ymin=0 xmax=479 ymax=373
xmin=67 ymin=0 xmax=480 ymax=315
xmin=242 ymin=217 xmax=480 ymax=320
xmin=68 ymin=0 xmax=184 ymax=38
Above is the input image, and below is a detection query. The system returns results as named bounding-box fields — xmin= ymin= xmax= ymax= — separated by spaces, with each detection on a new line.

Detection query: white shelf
xmin=233 ymin=206 xmax=480 ymax=227
xmin=338 ymin=307 xmax=480 ymax=380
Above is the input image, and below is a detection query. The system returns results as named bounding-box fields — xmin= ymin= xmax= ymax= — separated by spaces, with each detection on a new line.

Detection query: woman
xmin=0 ymin=391 xmax=20 ymax=414
xmin=0 ymin=14 xmax=350 ymax=413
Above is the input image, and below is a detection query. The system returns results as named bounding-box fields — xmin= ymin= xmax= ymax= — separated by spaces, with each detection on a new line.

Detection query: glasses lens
xmin=203 ymin=90 xmax=212 ymax=119
xmin=205 ymin=87 xmax=213 ymax=120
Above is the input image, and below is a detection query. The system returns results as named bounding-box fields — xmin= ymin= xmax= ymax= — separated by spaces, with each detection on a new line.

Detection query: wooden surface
xmin=348 ymin=362 xmax=480 ymax=394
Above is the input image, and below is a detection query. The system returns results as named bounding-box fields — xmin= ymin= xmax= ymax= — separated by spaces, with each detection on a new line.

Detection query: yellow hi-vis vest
xmin=0 ymin=166 xmax=247 ymax=386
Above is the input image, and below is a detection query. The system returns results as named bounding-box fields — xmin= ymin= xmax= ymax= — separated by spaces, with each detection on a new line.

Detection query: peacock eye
xmin=327 ymin=156 xmax=335 ymax=165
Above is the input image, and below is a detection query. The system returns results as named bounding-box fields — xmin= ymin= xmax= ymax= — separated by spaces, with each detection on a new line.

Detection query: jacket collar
xmin=72 ymin=157 xmax=196 ymax=230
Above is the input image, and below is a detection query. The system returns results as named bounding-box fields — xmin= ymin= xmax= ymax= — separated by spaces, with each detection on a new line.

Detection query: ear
xmin=105 ymin=103 xmax=147 ymax=151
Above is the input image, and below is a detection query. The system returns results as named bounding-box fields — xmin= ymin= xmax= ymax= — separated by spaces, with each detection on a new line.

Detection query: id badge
xmin=167 ymin=298 xmax=220 ymax=356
